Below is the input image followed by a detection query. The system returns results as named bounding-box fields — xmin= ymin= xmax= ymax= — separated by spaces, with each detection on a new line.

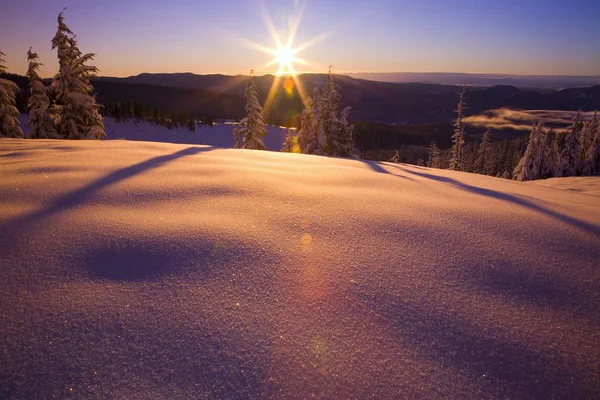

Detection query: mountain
xmin=4 ymin=71 xmax=600 ymax=130
xmin=345 ymin=72 xmax=600 ymax=88
xmin=96 ymin=73 xmax=600 ymax=126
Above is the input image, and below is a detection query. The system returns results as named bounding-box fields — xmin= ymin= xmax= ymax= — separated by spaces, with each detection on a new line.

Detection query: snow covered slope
xmin=1 ymin=139 xmax=599 ymax=399
xmin=18 ymin=115 xmax=290 ymax=151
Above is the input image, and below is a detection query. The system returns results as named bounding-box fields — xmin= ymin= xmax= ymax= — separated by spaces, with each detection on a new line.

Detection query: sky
xmin=1 ymin=0 xmax=599 ymax=78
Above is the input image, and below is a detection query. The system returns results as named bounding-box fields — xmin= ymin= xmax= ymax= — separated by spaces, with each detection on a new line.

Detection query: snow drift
xmin=1 ymin=138 xmax=599 ymax=399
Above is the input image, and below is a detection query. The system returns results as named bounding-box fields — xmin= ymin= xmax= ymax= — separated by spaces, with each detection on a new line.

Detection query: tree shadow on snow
xmin=84 ymin=234 xmax=278 ymax=282
xmin=387 ymin=164 xmax=600 ymax=237
xmin=355 ymin=290 xmax=598 ymax=398
xmin=0 ymin=146 xmax=214 ymax=232
xmin=459 ymin=261 xmax=600 ymax=321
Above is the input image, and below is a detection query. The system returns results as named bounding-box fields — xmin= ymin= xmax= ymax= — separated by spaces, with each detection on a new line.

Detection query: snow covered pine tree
xmin=474 ymin=129 xmax=492 ymax=175
xmin=27 ymin=48 xmax=58 ymax=139
xmin=513 ymin=121 xmax=552 ymax=181
xmin=427 ymin=142 xmax=440 ymax=168
xmin=51 ymin=11 xmax=105 ymax=139
xmin=233 ymin=70 xmax=267 ymax=150
xmin=580 ymin=113 xmax=600 ymax=176
xmin=555 ymin=114 xmax=582 ymax=177
xmin=297 ymin=87 xmax=326 ymax=155
xmin=449 ymin=86 xmax=467 ymax=171
xmin=297 ymin=67 xmax=355 ymax=157
xmin=0 ymin=49 xmax=24 ymax=138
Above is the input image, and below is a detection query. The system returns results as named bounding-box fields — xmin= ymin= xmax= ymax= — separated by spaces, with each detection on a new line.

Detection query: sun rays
xmin=231 ymin=1 xmax=334 ymax=116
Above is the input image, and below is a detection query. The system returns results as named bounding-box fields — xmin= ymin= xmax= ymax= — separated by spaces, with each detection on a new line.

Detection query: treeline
xmin=101 ymin=101 xmax=214 ymax=131
xmin=363 ymin=133 xmax=527 ymax=178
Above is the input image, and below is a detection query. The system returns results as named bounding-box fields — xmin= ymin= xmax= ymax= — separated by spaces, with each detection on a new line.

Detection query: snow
xmin=106 ymin=118 xmax=288 ymax=151
xmin=1 ymin=138 xmax=599 ymax=398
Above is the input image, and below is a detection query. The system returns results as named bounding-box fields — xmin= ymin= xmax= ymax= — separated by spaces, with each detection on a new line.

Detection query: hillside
xmin=1 ymin=139 xmax=599 ymax=399
xmin=4 ymin=72 xmax=600 ymax=130
xmin=96 ymin=73 xmax=600 ymax=124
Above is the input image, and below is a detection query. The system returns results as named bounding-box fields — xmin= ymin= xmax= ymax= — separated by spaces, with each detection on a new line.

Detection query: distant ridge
xmin=344 ymin=72 xmax=600 ymax=89
xmin=94 ymin=73 xmax=600 ymax=125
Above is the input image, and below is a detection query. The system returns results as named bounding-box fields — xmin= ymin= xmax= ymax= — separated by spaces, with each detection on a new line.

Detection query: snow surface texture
xmin=1 ymin=138 xmax=599 ymax=399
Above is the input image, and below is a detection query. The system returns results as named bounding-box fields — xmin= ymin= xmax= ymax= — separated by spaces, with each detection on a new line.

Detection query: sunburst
xmin=232 ymin=1 xmax=333 ymax=116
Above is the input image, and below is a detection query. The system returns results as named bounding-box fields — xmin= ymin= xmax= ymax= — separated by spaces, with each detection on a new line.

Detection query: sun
xmin=275 ymin=44 xmax=296 ymax=73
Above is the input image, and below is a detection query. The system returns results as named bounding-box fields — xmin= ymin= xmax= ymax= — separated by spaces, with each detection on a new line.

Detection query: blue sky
xmin=1 ymin=0 xmax=599 ymax=77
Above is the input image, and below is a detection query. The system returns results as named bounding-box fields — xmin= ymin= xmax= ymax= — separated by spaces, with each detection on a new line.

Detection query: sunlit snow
xmin=1 ymin=138 xmax=599 ymax=398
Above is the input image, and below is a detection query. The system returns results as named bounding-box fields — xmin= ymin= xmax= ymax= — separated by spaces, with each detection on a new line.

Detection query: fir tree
xmin=51 ymin=11 xmax=105 ymax=139
xmin=514 ymin=122 xmax=547 ymax=181
xmin=538 ymin=125 xmax=554 ymax=178
xmin=474 ymin=129 xmax=492 ymax=174
xmin=336 ymin=105 xmax=356 ymax=157
xmin=233 ymin=70 xmax=267 ymax=150
xmin=26 ymin=48 xmax=58 ymax=139
xmin=580 ymin=113 xmax=599 ymax=175
xmin=281 ymin=129 xmax=298 ymax=152
xmin=297 ymin=68 xmax=355 ymax=157
xmin=581 ymin=119 xmax=600 ymax=176
xmin=449 ymin=86 xmax=467 ymax=171
xmin=426 ymin=141 xmax=440 ymax=168
xmin=0 ymin=49 xmax=24 ymax=138
xmin=297 ymin=88 xmax=326 ymax=155
xmin=555 ymin=114 xmax=582 ymax=177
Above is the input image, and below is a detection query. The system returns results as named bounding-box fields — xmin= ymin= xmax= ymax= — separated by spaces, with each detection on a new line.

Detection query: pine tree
xmin=51 ymin=11 xmax=105 ymax=139
xmin=555 ymin=114 xmax=582 ymax=177
xmin=297 ymin=87 xmax=326 ymax=155
xmin=297 ymin=68 xmax=355 ymax=157
xmin=473 ymin=129 xmax=492 ymax=174
xmin=579 ymin=112 xmax=597 ymax=169
xmin=336 ymin=105 xmax=356 ymax=157
xmin=538 ymin=125 xmax=554 ymax=178
xmin=281 ymin=129 xmax=298 ymax=152
xmin=233 ymin=70 xmax=267 ymax=150
xmin=322 ymin=67 xmax=355 ymax=157
xmin=581 ymin=120 xmax=600 ymax=176
xmin=426 ymin=141 xmax=440 ymax=168
xmin=514 ymin=122 xmax=547 ymax=181
xmin=26 ymin=48 xmax=58 ymax=139
xmin=449 ymin=86 xmax=467 ymax=171
xmin=0 ymin=49 xmax=24 ymax=138
xmin=580 ymin=113 xmax=599 ymax=175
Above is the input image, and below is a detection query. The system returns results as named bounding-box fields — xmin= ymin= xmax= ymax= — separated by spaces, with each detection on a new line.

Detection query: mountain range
xmin=4 ymin=71 xmax=600 ymax=130
xmin=94 ymin=73 xmax=600 ymax=127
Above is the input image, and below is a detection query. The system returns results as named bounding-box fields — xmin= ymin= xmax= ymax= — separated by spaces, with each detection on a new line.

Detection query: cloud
xmin=463 ymin=108 xmax=596 ymax=132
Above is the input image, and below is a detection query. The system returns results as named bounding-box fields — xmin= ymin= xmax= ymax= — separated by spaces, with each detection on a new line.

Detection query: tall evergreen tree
xmin=297 ymin=87 xmax=326 ymax=155
xmin=555 ymin=114 xmax=582 ymax=177
xmin=449 ymin=87 xmax=467 ymax=171
xmin=474 ymin=129 xmax=492 ymax=174
xmin=26 ymin=48 xmax=58 ymax=139
xmin=581 ymin=118 xmax=600 ymax=176
xmin=335 ymin=105 xmax=356 ymax=157
xmin=297 ymin=68 xmax=355 ymax=157
xmin=0 ymin=49 xmax=24 ymax=138
xmin=580 ymin=113 xmax=598 ymax=175
xmin=51 ymin=11 xmax=105 ymax=139
xmin=514 ymin=122 xmax=547 ymax=181
xmin=233 ymin=70 xmax=266 ymax=150
xmin=281 ymin=129 xmax=298 ymax=152
xmin=426 ymin=141 xmax=440 ymax=168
